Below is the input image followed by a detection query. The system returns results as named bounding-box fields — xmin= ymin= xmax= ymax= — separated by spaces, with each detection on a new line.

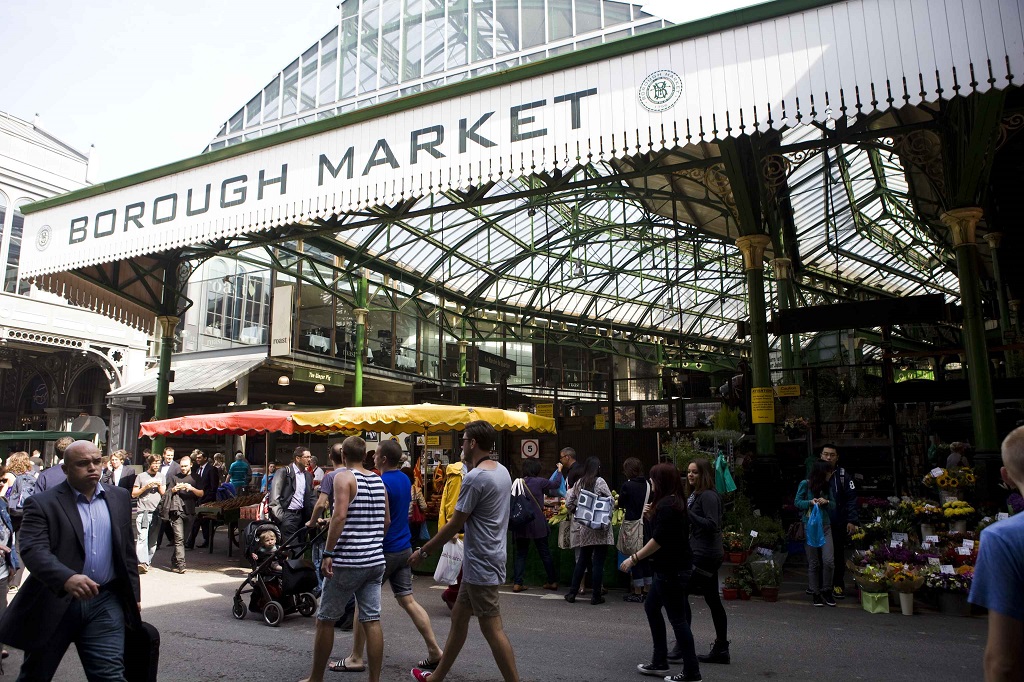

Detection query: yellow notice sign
xmin=775 ymin=384 xmax=801 ymax=398
xmin=425 ymin=435 xmax=440 ymax=446
xmin=595 ymin=414 xmax=606 ymax=430
xmin=751 ymin=387 xmax=775 ymax=424
xmin=536 ymin=403 xmax=554 ymax=418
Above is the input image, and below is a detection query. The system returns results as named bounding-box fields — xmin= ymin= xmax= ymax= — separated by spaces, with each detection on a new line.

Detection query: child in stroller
xmin=231 ymin=521 xmax=322 ymax=626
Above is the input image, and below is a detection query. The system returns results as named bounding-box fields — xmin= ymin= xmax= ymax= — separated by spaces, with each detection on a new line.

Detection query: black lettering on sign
xmin=94 ymin=209 xmax=116 ymax=238
xmin=511 ymin=100 xmax=547 ymax=142
xmin=410 ymin=126 xmax=445 ymax=164
xmin=554 ymin=88 xmax=598 ymax=130
xmin=319 ymin=149 xmax=355 ymax=185
xmin=153 ymin=194 xmax=178 ymax=225
xmin=459 ymin=113 xmax=496 ymax=153
xmin=69 ymin=217 xmax=88 ymax=244
xmin=220 ymin=175 xmax=247 ymax=208
xmin=258 ymin=164 xmax=288 ymax=199
xmin=123 ymin=202 xmax=145 ymax=231
xmin=362 ymin=139 xmax=400 ymax=176
xmin=186 ymin=185 xmax=211 ymax=216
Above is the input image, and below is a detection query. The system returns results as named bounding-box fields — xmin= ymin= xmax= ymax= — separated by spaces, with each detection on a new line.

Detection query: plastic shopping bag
xmin=806 ymin=505 xmax=826 ymax=548
xmin=714 ymin=453 xmax=737 ymax=494
xmin=433 ymin=538 xmax=464 ymax=585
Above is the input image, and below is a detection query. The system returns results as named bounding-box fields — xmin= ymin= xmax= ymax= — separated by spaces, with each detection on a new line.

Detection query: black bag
xmin=123 ymin=621 xmax=160 ymax=682
xmin=508 ymin=479 xmax=535 ymax=529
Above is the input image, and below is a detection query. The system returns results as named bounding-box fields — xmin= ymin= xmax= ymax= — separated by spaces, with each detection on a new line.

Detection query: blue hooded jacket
xmin=0 ymin=498 xmax=21 ymax=571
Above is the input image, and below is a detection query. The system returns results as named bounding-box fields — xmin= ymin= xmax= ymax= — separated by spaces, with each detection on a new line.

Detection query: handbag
xmin=806 ymin=505 xmax=826 ymax=548
xmin=714 ymin=453 xmax=737 ymax=494
xmin=616 ymin=482 xmax=650 ymax=556
xmin=572 ymin=482 xmax=613 ymax=531
xmin=409 ymin=497 xmax=426 ymax=524
xmin=509 ymin=479 xmax=536 ymax=529
xmin=433 ymin=538 xmax=464 ymax=585
xmin=557 ymin=518 xmax=572 ymax=549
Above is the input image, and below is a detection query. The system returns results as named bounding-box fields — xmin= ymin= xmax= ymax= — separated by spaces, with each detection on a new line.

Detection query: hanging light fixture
xmin=314 ymin=383 xmax=326 ymax=394
xmin=277 ymin=375 xmax=290 ymax=386
xmin=287 ymin=401 xmax=296 ymax=406
xmin=167 ymin=395 xmax=174 ymax=405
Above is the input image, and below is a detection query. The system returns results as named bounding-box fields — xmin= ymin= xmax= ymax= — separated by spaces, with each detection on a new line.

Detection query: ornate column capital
xmin=156 ymin=315 xmax=180 ymax=336
xmin=353 ymin=308 xmax=369 ymax=325
xmin=940 ymin=207 xmax=984 ymax=247
xmin=771 ymin=257 xmax=793 ymax=280
xmin=457 ymin=339 xmax=470 ymax=352
xmin=983 ymin=232 xmax=1003 ymax=249
xmin=734 ymin=235 xmax=772 ymax=271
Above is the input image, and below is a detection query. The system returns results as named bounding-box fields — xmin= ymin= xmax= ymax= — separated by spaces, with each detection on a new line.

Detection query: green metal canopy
xmin=0 ymin=431 xmax=97 ymax=443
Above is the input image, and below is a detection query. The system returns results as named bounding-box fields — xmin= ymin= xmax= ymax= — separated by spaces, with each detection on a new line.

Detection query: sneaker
xmin=172 ymin=567 xmax=186 ymax=574
xmin=812 ymin=592 xmax=824 ymax=607
xmin=823 ymin=592 xmax=837 ymax=607
xmin=664 ymin=673 xmax=702 ymax=682
xmin=805 ymin=588 xmax=814 ymax=595
xmin=638 ymin=663 xmax=671 ymax=677
xmin=410 ymin=668 xmax=432 ymax=681
xmin=543 ymin=582 xmax=559 ymax=590
xmin=833 ymin=586 xmax=846 ymax=599
xmin=624 ymin=593 xmax=645 ymax=603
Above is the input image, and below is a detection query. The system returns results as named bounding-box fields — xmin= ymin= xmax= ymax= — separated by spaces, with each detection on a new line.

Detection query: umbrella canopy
xmin=292 ymin=404 xmax=556 ymax=435
xmin=139 ymin=409 xmax=296 ymax=438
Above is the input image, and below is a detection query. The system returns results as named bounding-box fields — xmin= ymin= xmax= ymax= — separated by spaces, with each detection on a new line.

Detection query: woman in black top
xmin=618 ymin=457 xmax=652 ymax=602
xmin=620 ymin=464 xmax=701 ymax=682
xmin=683 ymin=458 xmax=728 ymax=665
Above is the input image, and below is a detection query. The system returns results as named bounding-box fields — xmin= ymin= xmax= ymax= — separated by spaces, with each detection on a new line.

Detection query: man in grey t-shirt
xmin=409 ymin=420 xmax=519 ymax=682
xmin=132 ymin=454 xmax=166 ymax=572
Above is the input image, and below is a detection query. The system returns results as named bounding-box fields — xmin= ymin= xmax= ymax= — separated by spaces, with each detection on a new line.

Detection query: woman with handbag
xmin=682 ymin=458 xmax=729 ymax=665
xmin=619 ymin=463 xmax=700 ymax=682
xmin=409 ymin=478 xmax=428 ymax=543
xmin=796 ymin=460 xmax=836 ymax=607
xmin=564 ymin=456 xmax=614 ymax=605
xmin=618 ymin=457 xmax=651 ymax=603
xmin=512 ymin=459 xmax=559 ymax=592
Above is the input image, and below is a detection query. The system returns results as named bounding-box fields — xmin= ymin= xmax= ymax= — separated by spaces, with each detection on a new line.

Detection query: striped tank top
xmin=332 ymin=470 xmax=386 ymax=568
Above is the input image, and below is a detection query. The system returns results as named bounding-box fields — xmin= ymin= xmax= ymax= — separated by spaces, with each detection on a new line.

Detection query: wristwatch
xmin=417 ymin=547 xmax=430 ymax=558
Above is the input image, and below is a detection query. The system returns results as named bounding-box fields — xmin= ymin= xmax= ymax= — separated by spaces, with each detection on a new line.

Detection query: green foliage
xmin=753 ymin=559 xmax=782 ymax=587
xmin=662 ymin=437 xmax=707 ymax=472
xmin=735 ymin=563 xmax=756 ymax=593
xmin=693 ymin=429 xmax=745 ymax=447
xmin=723 ymin=493 xmax=785 ymax=550
xmin=711 ymin=405 xmax=742 ymax=431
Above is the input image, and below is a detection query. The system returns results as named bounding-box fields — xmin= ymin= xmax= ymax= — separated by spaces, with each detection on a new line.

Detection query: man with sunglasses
xmin=409 ymin=421 xmax=519 ymax=682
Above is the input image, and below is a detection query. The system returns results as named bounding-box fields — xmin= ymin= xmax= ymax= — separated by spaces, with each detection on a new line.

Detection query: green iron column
xmin=983 ymin=233 xmax=1012 ymax=342
xmin=942 ymin=208 xmax=998 ymax=450
xmin=772 ymin=257 xmax=796 ymax=383
xmin=458 ymin=340 xmax=469 ymax=387
xmin=353 ymin=306 xmax=368 ymax=407
xmin=151 ymin=314 xmax=179 ymax=456
xmin=736 ymin=235 xmax=775 ymax=456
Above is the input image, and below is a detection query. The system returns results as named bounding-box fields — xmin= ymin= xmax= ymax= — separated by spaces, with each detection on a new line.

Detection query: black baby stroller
xmin=231 ymin=521 xmax=323 ymax=626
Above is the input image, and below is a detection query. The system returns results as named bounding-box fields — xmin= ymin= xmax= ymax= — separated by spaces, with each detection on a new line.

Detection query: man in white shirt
xmin=269 ymin=447 xmax=315 ymax=547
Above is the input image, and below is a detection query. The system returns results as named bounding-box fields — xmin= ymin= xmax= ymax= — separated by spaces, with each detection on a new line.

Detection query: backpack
xmin=9 ymin=473 xmax=37 ymax=513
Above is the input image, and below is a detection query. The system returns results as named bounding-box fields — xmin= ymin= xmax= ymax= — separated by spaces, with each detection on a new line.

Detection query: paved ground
xmin=4 ymin=533 xmax=987 ymax=682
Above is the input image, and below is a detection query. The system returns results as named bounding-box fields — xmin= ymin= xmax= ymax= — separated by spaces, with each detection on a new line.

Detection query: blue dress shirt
xmin=75 ymin=483 xmax=115 ymax=586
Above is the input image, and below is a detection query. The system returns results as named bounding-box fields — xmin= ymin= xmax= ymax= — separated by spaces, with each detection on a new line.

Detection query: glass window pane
xmin=548 ymin=0 xmax=571 ymax=41
xmin=343 ymin=0 xmax=359 ymax=21
xmin=603 ymin=0 xmax=630 ymax=27
xmin=228 ymin=108 xmax=244 ymax=133
xmin=0 ymin=194 xmax=6 ymax=247
xmin=359 ymin=0 xmax=381 ymax=94
xmin=262 ymin=75 xmax=281 ymax=122
xmin=447 ymin=0 xmax=469 ymax=69
xmin=245 ymin=93 xmax=262 ymax=127
xmin=380 ymin=18 xmax=400 ymax=86
xmin=575 ymin=0 xmax=601 ymax=33
xmin=340 ymin=19 xmax=359 ymax=99
xmin=320 ymin=27 xmax=339 ymax=105
xmin=282 ymin=58 xmax=299 ymax=117
xmin=4 ymin=202 xmax=25 ymax=294
xmin=402 ymin=0 xmax=423 ymax=81
xmin=494 ymin=0 xmax=518 ymax=55
xmin=473 ymin=0 xmax=494 ymax=61
xmin=520 ymin=0 xmax=545 ymax=48
xmin=300 ymin=44 xmax=318 ymax=111
xmin=422 ymin=0 xmax=447 ymax=75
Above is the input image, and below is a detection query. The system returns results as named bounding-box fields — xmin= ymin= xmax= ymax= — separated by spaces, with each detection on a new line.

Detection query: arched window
xmin=4 ymin=198 xmax=29 ymax=295
xmin=0 ymin=192 xmax=7 ymax=248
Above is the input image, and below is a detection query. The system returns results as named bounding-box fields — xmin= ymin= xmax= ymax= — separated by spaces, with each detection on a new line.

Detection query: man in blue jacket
xmin=821 ymin=444 xmax=859 ymax=599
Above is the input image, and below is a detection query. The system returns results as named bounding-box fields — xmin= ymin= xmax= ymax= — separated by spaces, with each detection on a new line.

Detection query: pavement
xmin=3 ymin=532 xmax=987 ymax=682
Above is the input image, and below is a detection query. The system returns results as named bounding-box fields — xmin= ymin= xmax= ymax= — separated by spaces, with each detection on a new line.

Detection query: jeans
xmin=135 ymin=510 xmax=158 ymax=566
xmin=513 ymin=536 xmax=556 ymax=585
xmin=18 ymin=589 xmax=126 ymax=682
xmin=685 ymin=556 xmax=728 ymax=643
xmin=569 ymin=544 xmax=607 ymax=594
xmin=170 ymin=514 xmax=193 ymax=569
xmin=806 ymin=525 xmax=835 ymax=594
xmin=630 ymin=559 xmax=653 ymax=589
xmin=645 ymin=572 xmax=699 ymax=676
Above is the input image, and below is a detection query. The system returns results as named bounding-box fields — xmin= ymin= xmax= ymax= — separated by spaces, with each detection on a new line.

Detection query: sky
xmin=0 ymin=0 xmax=766 ymax=183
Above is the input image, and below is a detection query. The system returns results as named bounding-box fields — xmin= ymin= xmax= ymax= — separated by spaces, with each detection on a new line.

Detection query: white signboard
xmin=520 ymin=438 xmax=539 ymax=459
xmin=270 ymin=284 xmax=293 ymax=357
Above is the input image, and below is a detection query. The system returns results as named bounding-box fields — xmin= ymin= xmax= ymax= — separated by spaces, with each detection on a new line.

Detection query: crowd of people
xmin=0 ymin=422 xmax=1019 ymax=681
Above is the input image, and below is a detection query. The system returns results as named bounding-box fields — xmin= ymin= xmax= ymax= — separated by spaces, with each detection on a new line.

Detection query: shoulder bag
xmin=509 ymin=478 xmax=537 ymax=529
xmin=616 ymin=481 xmax=650 ymax=556
xmin=573 ymin=481 xmax=614 ymax=531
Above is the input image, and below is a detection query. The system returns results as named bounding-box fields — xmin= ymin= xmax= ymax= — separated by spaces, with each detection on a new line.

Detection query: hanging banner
xmin=270 ymin=284 xmax=293 ymax=357
xmin=751 ymin=387 xmax=775 ymax=424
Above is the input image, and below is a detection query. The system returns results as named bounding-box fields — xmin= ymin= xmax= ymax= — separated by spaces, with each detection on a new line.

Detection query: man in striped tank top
xmin=408 ymin=420 xmax=519 ymax=682
xmin=303 ymin=437 xmax=390 ymax=682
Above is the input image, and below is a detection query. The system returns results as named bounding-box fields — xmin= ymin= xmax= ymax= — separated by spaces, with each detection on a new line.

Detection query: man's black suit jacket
xmin=192 ymin=461 xmax=221 ymax=504
xmin=0 ymin=481 xmax=142 ymax=650
xmin=101 ymin=466 xmax=137 ymax=493
xmin=268 ymin=463 xmax=314 ymax=523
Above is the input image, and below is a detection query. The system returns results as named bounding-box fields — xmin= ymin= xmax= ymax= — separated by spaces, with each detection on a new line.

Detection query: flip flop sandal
xmin=417 ymin=658 xmax=442 ymax=670
xmin=328 ymin=658 xmax=366 ymax=673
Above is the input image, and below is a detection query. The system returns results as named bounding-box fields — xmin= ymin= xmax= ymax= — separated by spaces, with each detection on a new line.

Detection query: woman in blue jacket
xmin=0 ymin=491 xmax=20 ymax=662
xmin=795 ymin=460 xmax=836 ymax=607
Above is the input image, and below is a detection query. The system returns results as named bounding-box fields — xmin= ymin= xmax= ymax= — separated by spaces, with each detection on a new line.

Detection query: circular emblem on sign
xmin=520 ymin=439 xmax=539 ymax=459
xmin=638 ymin=70 xmax=683 ymax=112
xmin=35 ymin=225 xmax=52 ymax=251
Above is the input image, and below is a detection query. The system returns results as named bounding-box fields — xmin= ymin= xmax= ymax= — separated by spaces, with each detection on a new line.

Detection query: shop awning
xmin=292 ymin=403 xmax=557 ymax=434
xmin=108 ymin=354 xmax=266 ymax=398
xmin=139 ymin=409 xmax=295 ymax=437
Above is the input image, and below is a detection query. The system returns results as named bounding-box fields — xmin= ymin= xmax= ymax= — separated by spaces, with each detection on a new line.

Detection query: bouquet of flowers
xmin=852 ymin=564 xmax=889 ymax=593
xmin=925 ymin=570 xmax=972 ymax=593
xmin=923 ymin=467 xmax=977 ymax=490
xmin=912 ymin=500 xmax=944 ymax=523
xmin=722 ymin=531 xmax=746 ymax=553
xmin=888 ymin=566 xmax=926 ymax=593
xmin=943 ymin=500 xmax=976 ymax=520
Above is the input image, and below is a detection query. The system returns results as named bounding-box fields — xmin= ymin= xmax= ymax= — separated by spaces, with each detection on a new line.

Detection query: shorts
xmin=455 ymin=582 xmax=501 ymax=618
xmin=317 ymin=563 xmax=385 ymax=623
xmin=383 ymin=549 xmax=414 ymax=598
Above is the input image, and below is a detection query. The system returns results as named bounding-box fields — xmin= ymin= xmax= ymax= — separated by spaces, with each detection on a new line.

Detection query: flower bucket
xmin=899 ymin=592 xmax=914 ymax=616
xmin=938 ymin=592 xmax=971 ymax=617
xmin=722 ymin=588 xmax=739 ymax=601
xmin=951 ymin=520 xmax=968 ymax=533
xmin=861 ymin=591 xmax=890 ymax=614
xmin=728 ymin=551 xmax=747 ymax=564
xmin=760 ymin=587 xmax=779 ymax=602
xmin=939 ymin=490 xmax=960 ymax=504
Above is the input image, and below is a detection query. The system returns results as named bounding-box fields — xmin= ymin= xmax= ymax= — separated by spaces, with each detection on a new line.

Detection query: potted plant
xmin=943 ymin=500 xmax=975 ymax=533
xmin=755 ymin=560 xmax=782 ymax=602
xmin=925 ymin=570 xmax=973 ymax=616
xmin=736 ymin=563 xmax=756 ymax=600
xmin=889 ymin=567 xmax=925 ymax=616
xmin=723 ymin=532 xmax=747 ymax=564
xmin=722 ymin=576 xmax=740 ymax=601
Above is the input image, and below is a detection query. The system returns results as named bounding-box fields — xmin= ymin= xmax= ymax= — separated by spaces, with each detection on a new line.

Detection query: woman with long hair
xmin=618 ymin=457 xmax=652 ymax=602
xmin=681 ymin=458 xmax=728 ymax=665
xmin=796 ymin=460 xmax=836 ymax=607
xmin=564 ymin=456 xmax=614 ymax=605
xmin=620 ymin=463 xmax=701 ymax=682
xmin=512 ymin=458 xmax=559 ymax=591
